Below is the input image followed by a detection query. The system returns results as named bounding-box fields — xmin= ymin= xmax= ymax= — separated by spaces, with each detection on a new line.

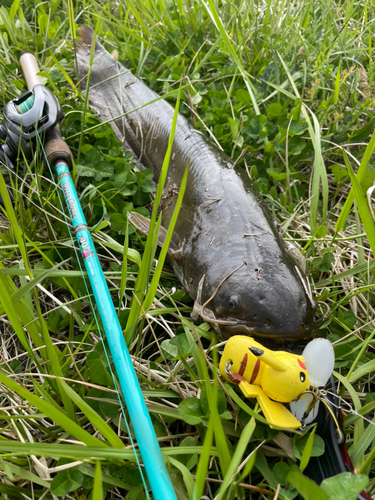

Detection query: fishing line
xmin=319 ymin=398 xmax=343 ymax=441
xmin=297 ymin=385 xmax=375 ymax=436
xmin=292 ymin=387 xmax=343 ymax=436
xmin=36 ymin=131 xmax=151 ymax=498
xmin=322 ymin=389 xmax=375 ymax=428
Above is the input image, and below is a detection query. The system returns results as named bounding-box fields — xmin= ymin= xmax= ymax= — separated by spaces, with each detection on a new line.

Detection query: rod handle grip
xmin=45 ymin=126 xmax=73 ymax=167
xmin=19 ymin=52 xmax=43 ymax=90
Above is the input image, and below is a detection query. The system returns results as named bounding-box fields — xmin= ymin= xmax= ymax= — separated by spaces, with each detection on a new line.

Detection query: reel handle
xmin=19 ymin=52 xmax=43 ymax=90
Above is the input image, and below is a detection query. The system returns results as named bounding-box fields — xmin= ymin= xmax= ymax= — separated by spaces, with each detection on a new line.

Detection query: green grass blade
xmin=348 ymin=359 xmax=375 ymax=383
xmin=343 ymin=152 xmax=375 ymax=255
xmin=190 ymin=35 xmax=221 ymax=80
xmin=344 ymin=400 xmax=375 ymax=427
xmin=261 ymin=75 xmax=303 ymax=102
xmin=193 ymin=415 xmax=214 ymax=500
xmin=67 ymin=85 xmax=189 ymax=141
xmin=0 ymin=172 xmax=33 ymax=277
xmin=254 ymin=451 xmax=277 ymax=489
xmin=0 ymin=440 xmax=219 ymax=460
xmin=198 ymin=349 xmax=231 ymax=476
xmin=215 ymin=417 xmax=256 ymax=500
xmin=119 ymin=0 xmax=151 ymax=37
xmin=315 ymin=260 xmax=375 ymax=287
xmin=0 ymin=263 xmax=49 ymax=354
xmin=0 ymin=372 xmax=108 ymax=448
xmin=79 ymin=463 xmax=130 ymax=491
xmin=0 ymin=458 xmax=49 ymax=488
xmin=23 ymin=235 xmax=83 ymax=311
xmin=300 ymin=425 xmax=316 ymax=473
xmin=336 ymin=128 xmax=375 ymax=232
xmin=199 ymin=0 xmax=260 ymax=115
xmin=67 ymin=0 xmax=76 ymax=41
xmin=77 ymin=25 xmax=97 ymax=163
xmin=277 ymin=52 xmax=328 ymax=229
xmin=308 ymin=109 xmax=329 ymax=228
xmin=33 ymin=380 xmax=66 ymax=413
xmin=346 ymin=329 xmax=375 ymax=381
xmin=334 ymin=371 xmax=363 ymax=465
xmin=0 ymin=258 xmax=71 ymax=315
xmin=358 ymin=444 xmax=375 ymax=474
xmin=95 ymin=232 xmax=141 ymax=266
xmin=142 ymin=164 xmax=189 ymax=311
xmin=125 ymin=85 xmax=182 ymax=344
xmin=350 ymin=414 xmax=375 ymax=470
xmin=18 ymin=260 xmax=33 ymax=311
xmin=33 ymin=296 xmax=77 ymax=423
xmin=0 ymin=271 xmax=38 ymax=358
xmin=119 ymin=217 xmax=128 ymax=307
xmin=0 ymin=7 xmax=18 ymax=46
xmin=334 ymin=62 xmax=341 ymax=105
xmin=93 ymin=461 xmax=103 ymax=500
xmin=50 ymin=54 xmax=81 ymax=96
xmin=225 ymin=385 xmax=272 ymax=426
xmin=61 ymin=382 xmax=125 ymax=449
xmin=168 ymin=456 xmax=194 ymax=498
xmin=9 ymin=0 xmax=20 ymax=22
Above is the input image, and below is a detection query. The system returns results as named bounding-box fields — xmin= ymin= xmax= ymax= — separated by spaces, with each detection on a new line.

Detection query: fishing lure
xmin=221 ymin=336 xmax=335 ymax=429
xmin=1 ymin=51 xmax=178 ymax=500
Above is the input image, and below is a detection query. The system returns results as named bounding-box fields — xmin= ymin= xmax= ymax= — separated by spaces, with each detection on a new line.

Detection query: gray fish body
xmin=77 ymin=25 xmax=316 ymax=342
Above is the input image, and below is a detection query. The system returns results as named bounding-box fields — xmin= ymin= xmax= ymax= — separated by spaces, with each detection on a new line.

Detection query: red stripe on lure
xmin=298 ymin=359 xmax=307 ymax=371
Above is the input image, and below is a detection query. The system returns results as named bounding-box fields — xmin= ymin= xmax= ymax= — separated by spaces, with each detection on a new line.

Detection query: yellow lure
xmin=220 ymin=336 xmax=310 ymax=429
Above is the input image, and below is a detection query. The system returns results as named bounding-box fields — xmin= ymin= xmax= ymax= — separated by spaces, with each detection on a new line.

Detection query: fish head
xmin=200 ymin=261 xmax=318 ymax=342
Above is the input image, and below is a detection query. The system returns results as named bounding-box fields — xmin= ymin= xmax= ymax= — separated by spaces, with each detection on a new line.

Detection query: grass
xmin=0 ymin=0 xmax=375 ymax=499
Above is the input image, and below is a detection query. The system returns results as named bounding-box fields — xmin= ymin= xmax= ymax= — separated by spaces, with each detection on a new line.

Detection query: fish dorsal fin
xmin=127 ymin=212 xmax=180 ymax=258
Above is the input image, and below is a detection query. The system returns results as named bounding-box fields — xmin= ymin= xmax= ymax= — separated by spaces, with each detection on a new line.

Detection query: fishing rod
xmin=1 ymin=51 xmax=178 ymax=500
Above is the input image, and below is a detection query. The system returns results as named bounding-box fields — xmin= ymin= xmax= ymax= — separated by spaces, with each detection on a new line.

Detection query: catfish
xmin=76 ymin=25 xmax=317 ymax=344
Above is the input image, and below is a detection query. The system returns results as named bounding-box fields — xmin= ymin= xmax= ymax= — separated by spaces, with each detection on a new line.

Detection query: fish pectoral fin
xmin=191 ymin=301 xmax=201 ymax=321
xmin=239 ymin=382 xmax=301 ymax=429
xmin=127 ymin=212 xmax=179 ymax=254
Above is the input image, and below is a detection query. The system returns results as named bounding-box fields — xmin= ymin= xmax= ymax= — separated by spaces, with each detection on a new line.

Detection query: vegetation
xmin=0 ymin=0 xmax=374 ymax=498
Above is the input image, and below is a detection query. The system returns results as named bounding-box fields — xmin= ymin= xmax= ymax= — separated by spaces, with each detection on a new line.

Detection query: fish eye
xmin=299 ymin=372 xmax=306 ymax=383
xmin=228 ymin=295 xmax=240 ymax=311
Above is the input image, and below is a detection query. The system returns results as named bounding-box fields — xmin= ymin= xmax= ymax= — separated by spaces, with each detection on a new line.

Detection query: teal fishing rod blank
xmin=55 ymin=161 xmax=177 ymax=500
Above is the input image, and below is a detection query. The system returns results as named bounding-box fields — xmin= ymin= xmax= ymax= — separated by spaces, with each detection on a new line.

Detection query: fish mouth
xmin=194 ymin=292 xmax=316 ymax=342
xmin=199 ymin=307 xmax=300 ymax=340
xmin=222 ymin=322 xmax=288 ymax=339
xmin=221 ymin=321 xmax=316 ymax=342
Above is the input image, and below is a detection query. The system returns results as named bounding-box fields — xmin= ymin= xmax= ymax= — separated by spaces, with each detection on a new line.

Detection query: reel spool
xmin=0 ymin=83 xmax=63 ymax=169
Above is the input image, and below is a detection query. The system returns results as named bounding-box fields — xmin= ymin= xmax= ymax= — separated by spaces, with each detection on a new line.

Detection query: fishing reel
xmin=0 ymin=84 xmax=64 ymax=169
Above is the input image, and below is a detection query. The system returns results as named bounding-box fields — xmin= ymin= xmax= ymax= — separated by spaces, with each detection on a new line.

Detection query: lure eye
xmin=228 ymin=295 xmax=240 ymax=311
xmin=299 ymin=371 xmax=306 ymax=383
